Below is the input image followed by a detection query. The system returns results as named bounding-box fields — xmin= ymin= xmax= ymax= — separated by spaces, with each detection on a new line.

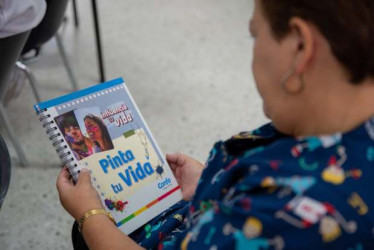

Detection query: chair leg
xmin=15 ymin=61 xmax=41 ymax=103
xmin=72 ymin=0 xmax=79 ymax=28
xmin=55 ymin=34 xmax=78 ymax=91
xmin=0 ymin=104 xmax=28 ymax=166
xmin=91 ymin=0 xmax=106 ymax=82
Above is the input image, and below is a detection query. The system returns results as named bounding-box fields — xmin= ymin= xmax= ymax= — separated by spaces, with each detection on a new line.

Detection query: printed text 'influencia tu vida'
xmin=101 ymin=104 xmax=133 ymax=127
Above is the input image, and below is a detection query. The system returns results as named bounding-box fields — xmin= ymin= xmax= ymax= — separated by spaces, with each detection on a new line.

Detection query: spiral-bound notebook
xmin=34 ymin=77 xmax=181 ymax=234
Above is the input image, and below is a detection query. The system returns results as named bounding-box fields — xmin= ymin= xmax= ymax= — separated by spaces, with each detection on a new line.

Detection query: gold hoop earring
xmin=280 ymin=70 xmax=305 ymax=95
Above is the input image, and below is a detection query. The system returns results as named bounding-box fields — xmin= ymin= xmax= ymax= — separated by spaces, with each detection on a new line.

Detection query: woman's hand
xmin=56 ymin=167 xmax=103 ymax=221
xmin=166 ymin=153 xmax=204 ymax=201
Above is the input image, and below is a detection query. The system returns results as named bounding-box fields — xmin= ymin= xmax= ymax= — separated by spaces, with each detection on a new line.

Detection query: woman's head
xmin=84 ymin=115 xmax=114 ymax=151
xmin=260 ymin=0 xmax=374 ymax=84
xmin=251 ymin=0 xmax=374 ymax=135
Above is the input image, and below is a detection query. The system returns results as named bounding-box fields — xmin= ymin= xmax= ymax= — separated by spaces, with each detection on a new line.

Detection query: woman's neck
xmin=293 ymin=78 xmax=374 ymax=137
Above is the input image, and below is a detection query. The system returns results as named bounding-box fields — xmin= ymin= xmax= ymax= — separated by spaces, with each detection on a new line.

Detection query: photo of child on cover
xmin=55 ymin=107 xmax=114 ymax=161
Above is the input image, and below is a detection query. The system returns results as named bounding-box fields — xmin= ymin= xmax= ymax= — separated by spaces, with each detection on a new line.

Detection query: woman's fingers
xmin=77 ymin=168 xmax=92 ymax=187
xmin=166 ymin=153 xmax=180 ymax=171
xmin=56 ymin=166 xmax=73 ymax=190
xmin=166 ymin=153 xmax=186 ymax=166
xmin=176 ymin=153 xmax=186 ymax=166
xmin=166 ymin=153 xmax=178 ymax=164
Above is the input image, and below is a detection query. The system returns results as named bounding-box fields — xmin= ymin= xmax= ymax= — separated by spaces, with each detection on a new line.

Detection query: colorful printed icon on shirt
xmin=243 ymin=217 xmax=262 ymax=238
xmin=232 ymin=133 xmax=262 ymax=140
xmin=298 ymin=157 xmax=319 ymax=171
xmin=348 ymin=192 xmax=369 ymax=216
xmin=269 ymin=160 xmax=282 ymax=171
xmin=144 ymin=221 xmax=162 ymax=239
xmin=275 ymin=196 xmax=357 ymax=242
xmin=181 ymin=210 xmax=215 ymax=250
xmin=223 ymin=217 xmax=284 ymax=250
xmin=211 ymin=158 xmax=239 ymax=184
xmin=367 ymin=147 xmax=374 ymax=161
xmin=321 ymin=147 xmax=362 ymax=185
xmin=208 ymin=147 xmax=217 ymax=163
xmin=261 ymin=176 xmax=316 ymax=195
xmin=319 ymin=216 xmax=342 ymax=242
xmin=291 ymin=134 xmax=342 ymax=157
xmin=199 ymin=200 xmax=214 ymax=212
xmin=239 ymin=197 xmax=252 ymax=212
xmin=173 ymin=213 xmax=183 ymax=222
xmin=365 ymin=118 xmax=374 ymax=140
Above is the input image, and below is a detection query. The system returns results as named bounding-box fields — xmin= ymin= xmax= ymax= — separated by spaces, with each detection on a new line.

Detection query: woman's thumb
xmin=77 ymin=168 xmax=92 ymax=186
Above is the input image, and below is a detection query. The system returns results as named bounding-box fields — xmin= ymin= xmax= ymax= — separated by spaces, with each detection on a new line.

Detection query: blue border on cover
xmin=34 ymin=78 xmax=124 ymax=113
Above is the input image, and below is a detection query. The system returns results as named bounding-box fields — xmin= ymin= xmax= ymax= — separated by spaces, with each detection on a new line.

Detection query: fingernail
xmin=81 ymin=168 xmax=89 ymax=173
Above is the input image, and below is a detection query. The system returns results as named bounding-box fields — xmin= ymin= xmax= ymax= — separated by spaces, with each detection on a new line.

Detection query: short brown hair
xmin=260 ymin=0 xmax=374 ymax=84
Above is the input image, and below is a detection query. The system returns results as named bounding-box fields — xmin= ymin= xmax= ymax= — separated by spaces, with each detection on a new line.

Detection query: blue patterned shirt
xmin=131 ymin=117 xmax=374 ymax=249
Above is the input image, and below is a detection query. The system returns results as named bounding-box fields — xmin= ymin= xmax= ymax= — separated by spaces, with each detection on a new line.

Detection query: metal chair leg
xmin=72 ymin=0 xmax=79 ymax=28
xmin=91 ymin=0 xmax=106 ymax=82
xmin=55 ymin=34 xmax=78 ymax=91
xmin=15 ymin=61 xmax=41 ymax=103
xmin=0 ymin=104 xmax=28 ymax=166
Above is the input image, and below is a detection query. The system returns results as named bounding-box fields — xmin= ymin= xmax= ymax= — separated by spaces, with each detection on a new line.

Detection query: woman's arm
xmin=81 ymin=213 xmax=143 ymax=250
xmin=56 ymin=167 xmax=143 ymax=250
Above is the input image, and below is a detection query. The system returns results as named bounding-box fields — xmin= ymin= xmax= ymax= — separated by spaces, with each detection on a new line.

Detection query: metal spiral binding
xmin=38 ymin=109 xmax=80 ymax=181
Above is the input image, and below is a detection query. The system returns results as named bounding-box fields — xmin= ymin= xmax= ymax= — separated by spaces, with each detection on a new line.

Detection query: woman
xmin=84 ymin=114 xmax=114 ymax=152
xmin=57 ymin=0 xmax=374 ymax=249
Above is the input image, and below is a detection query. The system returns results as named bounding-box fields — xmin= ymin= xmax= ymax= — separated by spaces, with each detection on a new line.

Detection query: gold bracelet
xmin=78 ymin=208 xmax=116 ymax=232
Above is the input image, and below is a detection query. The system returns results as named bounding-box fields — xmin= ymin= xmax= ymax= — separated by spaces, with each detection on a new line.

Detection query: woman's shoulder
xmin=205 ymin=120 xmax=374 ymax=197
xmin=218 ymin=120 xmax=374 ymax=165
xmin=206 ymin=123 xmax=287 ymax=161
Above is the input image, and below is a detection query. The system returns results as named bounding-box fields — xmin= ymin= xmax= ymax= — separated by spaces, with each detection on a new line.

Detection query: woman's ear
xmin=288 ymin=17 xmax=315 ymax=74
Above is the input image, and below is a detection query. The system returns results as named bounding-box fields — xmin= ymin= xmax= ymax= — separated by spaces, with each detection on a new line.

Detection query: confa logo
xmin=158 ymin=178 xmax=172 ymax=189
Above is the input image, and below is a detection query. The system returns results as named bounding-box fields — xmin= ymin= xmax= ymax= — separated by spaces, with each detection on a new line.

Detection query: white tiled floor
xmin=0 ymin=0 xmax=267 ymax=249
